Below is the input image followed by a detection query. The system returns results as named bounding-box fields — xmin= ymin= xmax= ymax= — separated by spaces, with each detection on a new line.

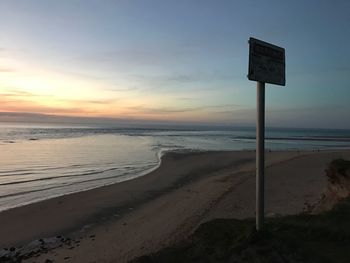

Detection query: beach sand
xmin=1 ymin=150 xmax=350 ymax=262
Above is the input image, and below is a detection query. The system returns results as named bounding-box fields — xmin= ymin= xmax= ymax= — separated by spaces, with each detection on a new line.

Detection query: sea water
xmin=0 ymin=122 xmax=349 ymax=211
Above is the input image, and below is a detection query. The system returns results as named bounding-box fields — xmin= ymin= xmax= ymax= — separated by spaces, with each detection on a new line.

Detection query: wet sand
xmin=1 ymin=150 xmax=349 ymax=262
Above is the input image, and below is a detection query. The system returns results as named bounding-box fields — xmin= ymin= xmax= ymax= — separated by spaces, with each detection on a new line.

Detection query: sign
xmin=248 ymin=37 xmax=285 ymax=86
xmin=247 ymin=37 xmax=286 ymax=231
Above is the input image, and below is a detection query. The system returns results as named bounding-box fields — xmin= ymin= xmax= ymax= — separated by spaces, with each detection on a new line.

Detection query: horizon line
xmin=0 ymin=111 xmax=349 ymax=131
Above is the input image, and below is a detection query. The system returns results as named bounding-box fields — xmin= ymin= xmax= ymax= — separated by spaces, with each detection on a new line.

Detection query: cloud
xmin=266 ymin=104 xmax=346 ymax=114
xmin=176 ymin=97 xmax=199 ymax=101
xmin=1 ymin=88 xmax=119 ymax=105
xmin=132 ymin=71 xmax=233 ymax=85
xmin=272 ymin=106 xmax=349 ymax=129
xmin=0 ymin=92 xmax=105 ymax=116
xmin=0 ymin=88 xmax=54 ymax=98
xmin=0 ymin=97 xmax=96 ymax=115
xmin=57 ymin=70 xmax=106 ymax=81
xmin=131 ymin=73 xmax=197 ymax=86
xmin=106 ymin=86 xmax=139 ymax=93
xmin=73 ymin=48 xmax=236 ymax=94
xmin=125 ymin=104 xmax=241 ymax=115
xmin=73 ymin=49 xmax=184 ymax=75
xmin=126 ymin=71 xmax=236 ymax=93
xmin=215 ymin=105 xmax=350 ymax=128
xmin=126 ymin=106 xmax=198 ymax=114
xmin=0 ymin=67 xmax=16 ymax=73
xmin=68 ymin=98 xmax=119 ymax=105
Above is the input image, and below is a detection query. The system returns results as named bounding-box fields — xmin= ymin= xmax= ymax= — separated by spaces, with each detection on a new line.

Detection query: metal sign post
xmin=248 ymin=37 xmax=285 ymax=231
xmin=256 ymin=81 xmax=265 ymax=231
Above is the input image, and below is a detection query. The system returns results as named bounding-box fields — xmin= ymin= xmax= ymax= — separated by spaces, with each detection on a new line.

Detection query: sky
xmin=0 ymin=0 xmax=349 ymax=128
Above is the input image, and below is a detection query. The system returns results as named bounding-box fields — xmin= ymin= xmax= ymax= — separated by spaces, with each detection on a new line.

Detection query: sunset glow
xmin=1 ymin=0 xmax=350 ymax=128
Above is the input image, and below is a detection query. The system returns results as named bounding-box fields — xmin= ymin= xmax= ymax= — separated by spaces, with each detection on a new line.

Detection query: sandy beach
xmin=1 ymin=149 xmax=350 ymax=262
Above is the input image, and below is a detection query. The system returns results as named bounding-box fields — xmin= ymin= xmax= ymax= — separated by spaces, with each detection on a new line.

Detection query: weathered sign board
xmin=248 ymin=37 xmax=286 ymax=86
xmin=247 ymin=37 xmax=286 ymax=231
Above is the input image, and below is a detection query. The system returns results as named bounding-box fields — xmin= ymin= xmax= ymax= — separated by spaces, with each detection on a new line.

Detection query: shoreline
xmin=0 ymin=148 xmax=233 ymax=213
xmin=1 ymin=149 xmax=350 ymax=262
xmin=1 ymin=147 xmax=346 ymax=214
xmin=0 ymin=150 xmax=255 ymax=247
xmin=0 ymin=149 xmax=163 ymax=214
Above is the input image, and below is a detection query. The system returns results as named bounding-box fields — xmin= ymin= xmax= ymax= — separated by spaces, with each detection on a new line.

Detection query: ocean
xmin=1 ymin=122 xmax=350 ymax=212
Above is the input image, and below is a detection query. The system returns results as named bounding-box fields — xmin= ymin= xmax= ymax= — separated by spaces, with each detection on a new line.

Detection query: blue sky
xmin=0 ymin=0 xmax=349 ymax=128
